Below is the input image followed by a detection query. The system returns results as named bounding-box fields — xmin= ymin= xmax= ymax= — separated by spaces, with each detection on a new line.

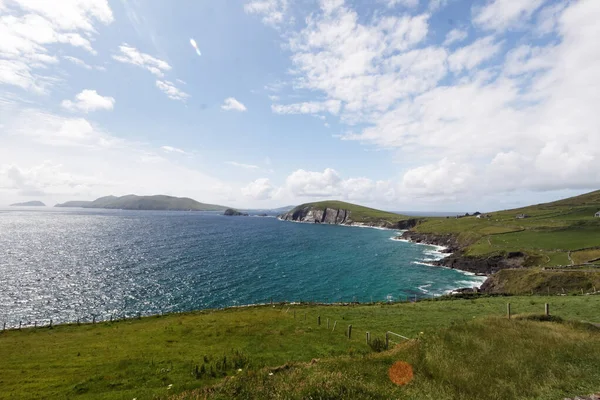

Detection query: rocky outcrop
xmin=224 ymin=208 xmax=248 ymax=216
xmin=279 ymin=206 xmax=418 ymax=229
xmin=399 ymin=231 xmax=528 ymax=276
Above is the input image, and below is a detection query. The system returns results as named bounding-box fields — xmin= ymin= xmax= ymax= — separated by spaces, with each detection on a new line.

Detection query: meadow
xmin=1 ymin=295 xmax=599 ymax=399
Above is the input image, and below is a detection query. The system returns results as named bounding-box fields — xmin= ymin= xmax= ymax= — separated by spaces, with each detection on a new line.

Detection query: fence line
xmin=3 ymin=290 xmax=592 ymax=332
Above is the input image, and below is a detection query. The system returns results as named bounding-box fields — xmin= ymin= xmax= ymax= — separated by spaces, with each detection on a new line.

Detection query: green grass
xmin=413 ymin=190 xmax=600 ymax=266
xmin=290 ymin=200 xmax=410 ymax=224
xmin=180 ymin=318 xmax=600 ymax=400
xmin=2 ymin=296 xmax=600 ymax=399
xmin=482 ymin=269 xmax=600 ymax=295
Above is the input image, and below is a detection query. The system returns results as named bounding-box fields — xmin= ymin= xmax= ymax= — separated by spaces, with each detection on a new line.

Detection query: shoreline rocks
xmin=399 ymin=230 xmax=528 ymax=288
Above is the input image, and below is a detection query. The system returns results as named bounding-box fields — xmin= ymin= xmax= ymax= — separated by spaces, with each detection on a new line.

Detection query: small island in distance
xmin=223 ymin=208 xmax=249 ymax=216
xmin=55 ymin=195 xmax=228 ymax=212
xmin=10 ymin=201 xmax=46 ymax=207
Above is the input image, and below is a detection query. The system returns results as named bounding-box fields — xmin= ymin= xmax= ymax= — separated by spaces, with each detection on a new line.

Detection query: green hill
xmin=1 ymin=296 xmax=599 ymax=399
xmin=410 ymin=189 xmax=600 ymax=263
xmin=55 ymin=195 xmax=228 ymax=211
xmin=280 ymin=200 xmax=415 ymax=228
xmin=10 ymin=201 xmax=46 ymax=206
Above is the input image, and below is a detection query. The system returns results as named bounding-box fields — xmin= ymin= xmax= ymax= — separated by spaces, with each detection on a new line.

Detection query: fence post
xmin=581 ymin=289 xmax=584 ymax=295
xmin=19 ymin=321 xmax=21 ymax=330
xmin=34 ymin=321 xmax=37 ymax=328
xmin=50 ymin=319 xmax=53 ymax=328
xmin=366 ymin=332 xmax=370 ymax=344
xmin=3 ymin=322 xmax=5 ymax=331
xmin=138 ymin=312 xmax=141 ymax=320
xmin=92 ymin=316 xmax=96 ymax=324
xmin=332 ymin=321 xmax=337 ymax=331
xmin=318 ymin=316 xmax=321 ymax=326
xmin=545 ymin=303 xmax=550 ymax=316
xmin=385 ymin=332 xmax=389 ymax=349
xmin=347 ymin=325 xmax=352 ymax=339
xmin=507 ymin=303 xmax=511 ymax=319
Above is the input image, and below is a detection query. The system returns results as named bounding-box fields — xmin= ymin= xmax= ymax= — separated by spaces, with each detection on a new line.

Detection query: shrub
xmin=369 ymin=337 xmax=387 ymax=352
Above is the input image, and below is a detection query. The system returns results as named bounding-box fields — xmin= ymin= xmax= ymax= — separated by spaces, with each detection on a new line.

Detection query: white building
xmin=595 ymin=211 xmax=600 ymax=217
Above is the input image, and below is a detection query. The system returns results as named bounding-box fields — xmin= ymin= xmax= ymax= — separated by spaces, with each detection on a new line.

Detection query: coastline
xmin=390 ymin=235 xmax=487 ymax=293
xmin=278 ymin=217 xmax=486 ymax=294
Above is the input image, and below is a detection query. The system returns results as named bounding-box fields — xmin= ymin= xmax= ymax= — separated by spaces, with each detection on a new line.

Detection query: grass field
xmin=1 ymin=296 xmax=599 ymax=399
xmin=414 ymin=190 xmax=600 ymax=267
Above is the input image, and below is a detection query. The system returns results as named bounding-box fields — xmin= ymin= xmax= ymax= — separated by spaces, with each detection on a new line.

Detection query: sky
xmin=0 ymin=0 xmax=599 ymax=212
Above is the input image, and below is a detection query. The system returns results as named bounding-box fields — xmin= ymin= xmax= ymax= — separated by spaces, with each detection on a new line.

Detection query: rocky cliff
xmin=400 ymin=230 xmax=528 ymax=276
xmin=279 ymin=206 xmax=418 ymax=229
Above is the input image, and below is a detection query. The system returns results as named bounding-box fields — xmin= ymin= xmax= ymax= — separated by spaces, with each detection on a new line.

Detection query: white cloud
xmin=272 ymin=100 xmax=341 ymax=115
xmin=281 ymin=4 xmax=430 ymax=120
xmin=0 ymin=162 xmax=105 ymax=197
xmin=535 ymin=1 xmax=569 ymax=36
xmin=265 ymin=0 xmax=600 ymax=200
xmin=189 ymin=38 xmax=201 ymax=56
xmin=155 ymin=80 xmax=189 ymax=101
xmin=61 ymin=90 xmax=115 ymax=113
xmin=5 ymin=107 xmax=121 ymax=148
xmin=0 ymin=104 xmax=230 ymax=205
xmin=244 ymin=0 xmax=289 ymax=27
xmin=226 ymin=161 xmax=259 ymax=170
xmin=113 ymin=44 xmax=171 ymax=77
xmin=285 ymin=168 xmax=342 ymax=197
xmin=0 ymin=0 xmax=113 ymax=93
xmin=385 ymin=0 xmax=419 ymax=8
xmin=63 ymin=56 xmax=92 ymax=69
xmin=221 ymin=97 xmax=247 ymax=112
xmin=448 ymin=36 xmax=502 ymax=73
xmin=443 ymin=28 xmax=468 ymax=46
xmin=161 ymin=146 xmax=189 ymax=155
xmin=241 ymin=178 xmax=274 ymax=200
xmin=473 ymin=0 xmax=546 ymax=32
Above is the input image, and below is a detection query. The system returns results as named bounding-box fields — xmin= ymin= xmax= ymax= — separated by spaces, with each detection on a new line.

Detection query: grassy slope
xmin=1 ymin=296 xmax=599 ymax=399
xmin=413 ymin=190 xmax=600 ymax=267
xmin=181 ymin=317 xmax=600 ymax=400
xmin=291 ymin=200 xmax=410 ymax=224
xmin=57 ymin=195 xmax=229 ymax=211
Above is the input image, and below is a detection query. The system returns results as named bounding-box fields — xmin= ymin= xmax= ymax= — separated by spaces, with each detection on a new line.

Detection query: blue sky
xmin=1 ymin=0 xmax=599 ymax=211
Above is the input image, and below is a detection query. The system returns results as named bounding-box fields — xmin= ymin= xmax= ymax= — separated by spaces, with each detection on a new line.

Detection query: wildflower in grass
xmin=238 ymin=368 xmax=242 ymax=372
xmin=268 ymin=372 xmax=273 ymax=376
xmin=167 ymin=384 xmax=173 ymax=389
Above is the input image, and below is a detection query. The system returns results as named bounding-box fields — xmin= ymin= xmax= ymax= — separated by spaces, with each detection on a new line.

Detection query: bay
xmin=0 ymin=208 xmax=485 ymax=325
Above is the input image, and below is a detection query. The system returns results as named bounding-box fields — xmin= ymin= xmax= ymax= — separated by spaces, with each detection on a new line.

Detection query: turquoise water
xmin=0 ymin=208 xmax=485 ymax=326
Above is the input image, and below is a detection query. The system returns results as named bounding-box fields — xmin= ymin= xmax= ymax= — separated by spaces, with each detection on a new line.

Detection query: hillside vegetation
xmin=285 ymin=200 xmax=411 ymax=225
xmin=55 ymin=195 xmax=228 ymax=211
xmin=414 ymin=190 xmax=600 ymax=267
xmin=1 ymin=296 xmax=599 ymax=399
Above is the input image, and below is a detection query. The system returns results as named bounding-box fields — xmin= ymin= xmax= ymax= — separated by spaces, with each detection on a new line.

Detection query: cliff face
xmin=279 ymin=206 xmax=418 ymax=229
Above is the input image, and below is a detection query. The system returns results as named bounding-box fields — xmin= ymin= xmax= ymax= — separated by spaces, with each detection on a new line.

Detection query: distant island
xmin=279 ymin=200 xmax=418 ymax=229
xmin=223 ymin=208 xmax=249 ymax=216
xmin=10 ymin=201 xmax=46 ymax=207
xmin=55 ymin=195 xmax=229 ymax=212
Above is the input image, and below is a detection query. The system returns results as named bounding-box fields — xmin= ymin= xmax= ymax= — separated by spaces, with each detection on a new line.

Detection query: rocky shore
xmin=399 ymin=230 xmax=528 ymax=284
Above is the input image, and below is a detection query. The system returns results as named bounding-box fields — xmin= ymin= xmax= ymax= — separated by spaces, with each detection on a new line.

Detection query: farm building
xmin=595 ymin=211 xmax=600 ymax=217
xmin=516 ymin=214 xmax=529 ymax=219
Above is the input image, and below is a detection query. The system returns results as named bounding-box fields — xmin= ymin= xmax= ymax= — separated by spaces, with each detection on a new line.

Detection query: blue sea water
xmin=0 ymin=208 xmax=485 ymax=326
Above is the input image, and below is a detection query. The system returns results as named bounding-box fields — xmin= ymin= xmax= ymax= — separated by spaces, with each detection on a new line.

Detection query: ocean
xmin=0 ymin=207 xmax=485 ymax=326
